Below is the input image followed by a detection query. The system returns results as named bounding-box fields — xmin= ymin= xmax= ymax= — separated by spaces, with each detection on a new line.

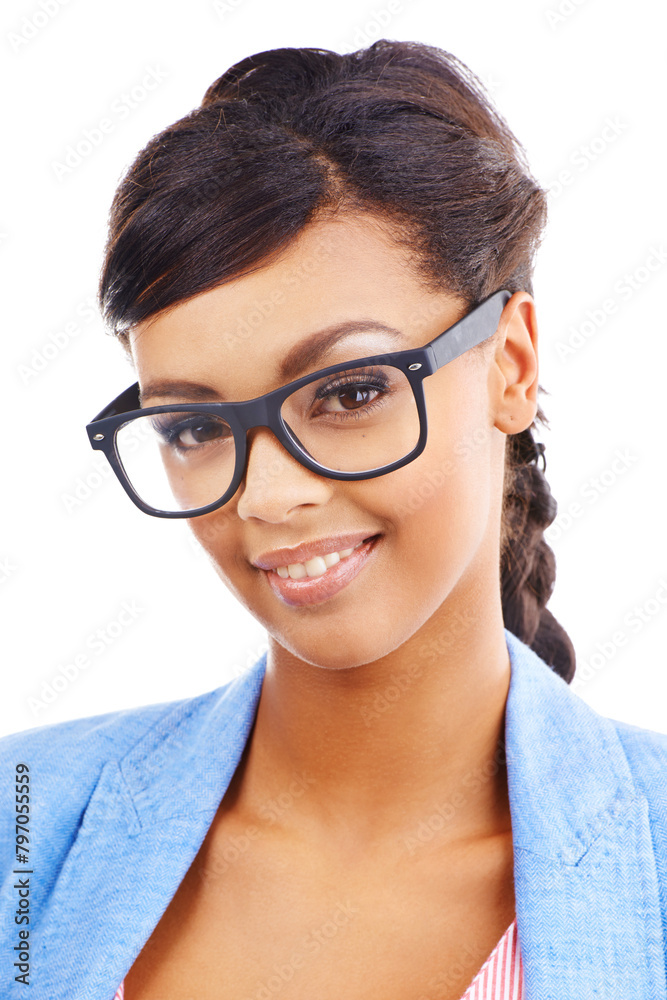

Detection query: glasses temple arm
xmin=90 ymin=382 xmax=142 ymax=422
xmin=428 ymin=290 xmax=512 ymax=371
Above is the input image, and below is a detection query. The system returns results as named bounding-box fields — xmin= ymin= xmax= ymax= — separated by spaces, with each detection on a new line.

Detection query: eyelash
xmin=150 ymin=415 xmax=232 ymax=453
xmin=312 ymin=372 xmax=392 ymax=417
xmin=314 ymin=371 xmax=390 ymax=396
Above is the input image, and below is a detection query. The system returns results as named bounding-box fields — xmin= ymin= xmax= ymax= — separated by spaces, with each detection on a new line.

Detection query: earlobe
xmin=492 ymin=292 xmax=539 ymax=435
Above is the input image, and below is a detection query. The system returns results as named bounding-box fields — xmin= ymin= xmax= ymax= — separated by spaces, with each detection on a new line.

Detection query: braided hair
xmin=502 ymin=417 xmax=575 ymax=683
xmin=98 ymin=39 xmax=576 ymax=683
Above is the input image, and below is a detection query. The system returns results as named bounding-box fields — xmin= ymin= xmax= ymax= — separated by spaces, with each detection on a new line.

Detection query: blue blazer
xmin=1 ymin=628 xmax=666 ymax=999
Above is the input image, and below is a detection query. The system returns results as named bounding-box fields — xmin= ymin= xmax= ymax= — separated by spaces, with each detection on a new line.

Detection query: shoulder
xmin=0 ymin=676 xmax=253 ymax=912
xmin=0 ymin=674 xmax=248 ymax=776
xmin=508 ymin=629 xmax=667 ymax=804
xmin=0 ymin=681 xmax=238 ymax=842
xmin=1 ymin=695 xmax=192 ymax=774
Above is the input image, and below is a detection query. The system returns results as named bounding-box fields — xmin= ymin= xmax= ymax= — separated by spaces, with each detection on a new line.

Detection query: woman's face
xmin=128 ymin=213 xmax=535 ymax=670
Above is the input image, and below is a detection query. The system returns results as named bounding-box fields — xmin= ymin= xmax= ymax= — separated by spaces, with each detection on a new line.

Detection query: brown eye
xmin=321 ymin=384 xmax=381 ymax=412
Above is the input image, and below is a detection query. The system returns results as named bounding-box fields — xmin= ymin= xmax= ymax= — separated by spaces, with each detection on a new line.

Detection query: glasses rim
xmin=86 ymin=289 xmax=512 ymax=518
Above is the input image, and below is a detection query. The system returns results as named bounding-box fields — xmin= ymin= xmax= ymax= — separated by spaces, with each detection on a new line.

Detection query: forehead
xmin=128 ymin=213 xmax=464 ymax=400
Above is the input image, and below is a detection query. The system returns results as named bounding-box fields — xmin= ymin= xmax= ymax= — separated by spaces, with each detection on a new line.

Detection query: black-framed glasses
xmin=86 ymin=289 xmax=511 ymax=518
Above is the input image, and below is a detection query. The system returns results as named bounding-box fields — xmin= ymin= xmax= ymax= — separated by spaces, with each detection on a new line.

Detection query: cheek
xmin=369 ymin=395 xmax=495 ymax=599
xmin=381 ymin=377 xmax=494 ymax=537
xmin=186 ymin=508 xmax=248 ymax=594
xmin=187 ymin=506 xmax=235 ymax=552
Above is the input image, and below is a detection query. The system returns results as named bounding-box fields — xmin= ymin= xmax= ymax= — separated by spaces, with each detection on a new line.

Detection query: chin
xmin=270 ymin=609 xmax=423 ymax=672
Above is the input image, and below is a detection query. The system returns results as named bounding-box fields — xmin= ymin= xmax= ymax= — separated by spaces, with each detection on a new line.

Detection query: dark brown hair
xmin=98 ymin=39 xmax=576 ymax=683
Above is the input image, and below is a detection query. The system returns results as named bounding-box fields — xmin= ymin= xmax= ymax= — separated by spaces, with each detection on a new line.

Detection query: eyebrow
xmin=140 ymin=319 xmax=406 ymax=403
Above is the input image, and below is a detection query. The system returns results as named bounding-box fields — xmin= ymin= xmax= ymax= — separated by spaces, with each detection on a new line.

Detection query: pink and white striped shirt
xmin=112 ymin=917 xmax=524 ymax=999
xmin=458 ymin=918 xmax=524 ymax=999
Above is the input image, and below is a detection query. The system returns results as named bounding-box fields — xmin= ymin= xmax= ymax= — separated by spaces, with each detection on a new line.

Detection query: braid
xmin=500 ymin=405 xmax=576 ymax=684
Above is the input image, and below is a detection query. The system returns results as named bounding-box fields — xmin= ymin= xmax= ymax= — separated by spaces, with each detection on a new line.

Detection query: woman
xmin=2 ymin=39 xmax=666 ymax=1000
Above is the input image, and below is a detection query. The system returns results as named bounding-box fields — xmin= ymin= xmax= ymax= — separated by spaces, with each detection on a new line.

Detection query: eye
xmin=151 ymin=414 xmax=233 ymax=452
xmin=312 ymin=370 xmax=392 ymax=418
xmin=319 ymin=382 xmax=382 ymax=411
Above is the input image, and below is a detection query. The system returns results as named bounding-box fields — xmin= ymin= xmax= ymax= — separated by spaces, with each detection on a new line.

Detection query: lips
xmin=252 ymin=531 xmax=379 ymax=571
xmin=260 ymin=534 xmax=381 ymax=607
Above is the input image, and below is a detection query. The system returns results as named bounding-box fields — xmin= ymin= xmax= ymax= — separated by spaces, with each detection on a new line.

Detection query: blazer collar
xmin=38 ymin=629 xmax=665 ymax=999
xmin=503 ymin=627 xmax=636 ymax=864
xmin=504 ymin=629 xmax=666 ymax=997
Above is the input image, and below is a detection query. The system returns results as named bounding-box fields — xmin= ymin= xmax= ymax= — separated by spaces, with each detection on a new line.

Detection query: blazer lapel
xmin=36 ymin=659 xmax=267 ymax=1000
xmin=504 ymin=629 xmax=666 ymax=999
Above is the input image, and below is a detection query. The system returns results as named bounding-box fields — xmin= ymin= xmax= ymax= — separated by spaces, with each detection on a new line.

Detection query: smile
xmin=274 ymin=541 xmax=364 ymax=579
xmin=263 ymin=535 xmax=381 ymax=607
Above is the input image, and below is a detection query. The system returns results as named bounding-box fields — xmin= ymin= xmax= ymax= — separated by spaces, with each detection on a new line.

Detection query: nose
xmin=235 ymin=426 xmax=333 ymax=522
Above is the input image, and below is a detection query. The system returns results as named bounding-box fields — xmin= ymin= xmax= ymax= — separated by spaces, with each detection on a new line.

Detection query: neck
xmin=234 ymin=592 xmax=513 ymax=853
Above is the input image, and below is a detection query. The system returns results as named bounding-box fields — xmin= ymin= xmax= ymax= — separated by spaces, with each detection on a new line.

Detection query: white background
xmin=1 ymin=0 xmax=665 ymax=738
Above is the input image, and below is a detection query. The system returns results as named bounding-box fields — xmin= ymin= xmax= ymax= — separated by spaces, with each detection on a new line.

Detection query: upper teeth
xmin=275 ymin=541 xmax=365 ymax=579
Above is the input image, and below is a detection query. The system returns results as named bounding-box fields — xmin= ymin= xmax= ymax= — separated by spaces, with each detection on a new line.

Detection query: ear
xmin=490 ymin=292 xmax=539 ymax=434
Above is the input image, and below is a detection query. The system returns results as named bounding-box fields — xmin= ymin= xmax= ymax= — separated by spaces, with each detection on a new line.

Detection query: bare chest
xmin=123 ymin=815 xmax=515 ymax=1000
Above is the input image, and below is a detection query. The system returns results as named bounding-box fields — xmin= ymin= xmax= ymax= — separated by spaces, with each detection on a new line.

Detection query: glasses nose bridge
xmin=234 ymin=393 xmax=297 ymax=469
xmin=234 ymin=393 xmax=276 ymax=435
